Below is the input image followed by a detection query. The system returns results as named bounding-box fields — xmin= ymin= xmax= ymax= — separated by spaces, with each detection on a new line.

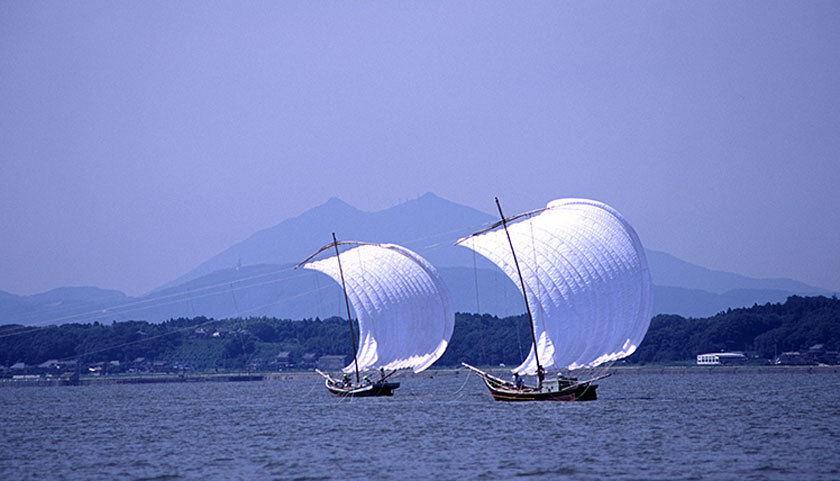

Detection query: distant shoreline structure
xmin=2 ymin=364 xmax=838 ymax=388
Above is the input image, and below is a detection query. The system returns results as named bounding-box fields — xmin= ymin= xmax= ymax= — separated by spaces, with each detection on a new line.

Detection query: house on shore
xmin=696 ymin=352 xmax=747 ymax=365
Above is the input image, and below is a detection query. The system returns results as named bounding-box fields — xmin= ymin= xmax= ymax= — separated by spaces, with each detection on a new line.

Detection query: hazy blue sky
xmin=1 ymin=1 xmax=838 ymax=296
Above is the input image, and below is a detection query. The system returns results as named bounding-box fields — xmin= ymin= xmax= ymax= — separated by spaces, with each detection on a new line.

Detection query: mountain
xmin=651 ymin=286 xmax=796 ymax=318
xmin=0 ymin=287 xmax=129 ymax=326
xmin=1 ymin=193 xmax=832 ymax=326
xmin=159 ymin=193 xmax=496 ymax=290
xmin=645 ymin=250 xmax=826 ymax=295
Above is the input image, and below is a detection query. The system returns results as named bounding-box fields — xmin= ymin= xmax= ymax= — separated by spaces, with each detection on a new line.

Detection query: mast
xmin=332 ymin=232 xmax=361 ymax=384
xmin=495 ymin=197 xmax=543 ymax=388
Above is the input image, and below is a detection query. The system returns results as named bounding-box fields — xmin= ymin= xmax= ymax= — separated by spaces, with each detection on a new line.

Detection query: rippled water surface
xmin=2 ymin=371 xmax=839 ymax=480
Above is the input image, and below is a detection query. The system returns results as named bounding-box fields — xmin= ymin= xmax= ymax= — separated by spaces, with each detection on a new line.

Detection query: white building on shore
xmin=696 ymin=352 xmax=747 ymax=365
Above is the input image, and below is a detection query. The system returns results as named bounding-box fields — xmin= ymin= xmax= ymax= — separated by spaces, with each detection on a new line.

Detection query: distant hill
xmin=0 ymin=287 xmax=129 ymax=327
xmin=652 ymin=286 xmax=796 ymax=319
xmin=645 ymin=250 xmax=826 ymax=295
xmin=0 ymin=193 xmax=832 ymax=326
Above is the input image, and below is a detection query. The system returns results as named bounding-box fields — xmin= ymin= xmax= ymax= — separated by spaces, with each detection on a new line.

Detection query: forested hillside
xmin=627 ymin=295 xmax=840 ymax=363
xmin=2 ymin=296 xmax=838 ymax=371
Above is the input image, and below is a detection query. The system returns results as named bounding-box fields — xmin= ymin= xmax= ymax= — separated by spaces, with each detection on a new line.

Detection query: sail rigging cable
xmin=471 ymin=238 xmax=488 ymax=365
xmin=494 ymin=197 xmax=542 ymax=377
xmin=331 ymin=233 xmax=361 ymax=383
xmin=2 ymin=218 xmax=497 ymax=338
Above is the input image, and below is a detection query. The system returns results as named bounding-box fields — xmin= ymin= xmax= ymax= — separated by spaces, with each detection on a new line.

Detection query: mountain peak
xmin=322 ymin=196 xmax=352 ymax=208
xmin=414 ymin=192 xmax=452 ymax=205
xmin=391 ymin=192 xmax=457 ymax=211
xmin=417 ymin=192 xmax=441 ymax=201
xmin=308 ymin=196 xmax=362 ymax=216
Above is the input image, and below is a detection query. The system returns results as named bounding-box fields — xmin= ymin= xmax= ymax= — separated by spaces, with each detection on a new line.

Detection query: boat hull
xmin=461 ymin=363 xmax=601 ymax=402
xmin=324 ymin=379 xmax=400 ymax=398
xmin=482 ymin=374 xmax=597 ymax=402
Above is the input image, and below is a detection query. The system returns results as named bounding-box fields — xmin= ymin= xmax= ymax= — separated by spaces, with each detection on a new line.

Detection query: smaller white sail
xmin=303 ymin=243 xmax=454 ymax=373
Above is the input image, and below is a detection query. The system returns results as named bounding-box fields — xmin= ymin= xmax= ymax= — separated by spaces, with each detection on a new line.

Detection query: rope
xmin=0 ymin=265 xmax=305 ymax=337
xmin=471 ymin=239 xmax=488 ymax=366
xmin=304 ymin=379 xmax=318 ymax=397
xmin=471 ymin=239 xmax=481 ymax=314
xmin=529 ymin=216 xmax=540 ymax=315
xmin=0 ymin=217 xmax=502 ymax=340
xmin=228 ymin=282 xmax=253 ymax=370
xmin=449 ymin=369 xmax=474 ymax=401
xmin=312 ymin=270 xmax=324 ymax=318
xmin=15 ymin=282 xmax=337 ymax=364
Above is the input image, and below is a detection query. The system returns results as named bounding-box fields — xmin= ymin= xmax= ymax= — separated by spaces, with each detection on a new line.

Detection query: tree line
xmin=627 ymin=295 xmax=840 ymax=363
xmin=1 ymin=295 xmax=838 ymax=370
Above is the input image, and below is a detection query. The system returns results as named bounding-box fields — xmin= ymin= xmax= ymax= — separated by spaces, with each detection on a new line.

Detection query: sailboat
xmin=458 ymin=198 xmax=653 ymax=401
xmin=297 ymin=233 xmax=454 ymax=397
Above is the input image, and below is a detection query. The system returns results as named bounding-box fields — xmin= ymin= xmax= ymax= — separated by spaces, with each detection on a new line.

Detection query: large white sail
xmin=304 ymin=243 xmax=454 ymax=373
xmin=458 ymin=198 xmax=653 ymax=374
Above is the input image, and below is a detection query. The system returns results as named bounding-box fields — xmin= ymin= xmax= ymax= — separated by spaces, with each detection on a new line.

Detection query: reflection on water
xmin=1 ymin=371 xmax=839 ymax=480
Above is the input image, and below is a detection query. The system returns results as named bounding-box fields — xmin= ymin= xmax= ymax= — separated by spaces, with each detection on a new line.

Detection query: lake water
xmin=2 ymin=371 xmax=839 ymax=480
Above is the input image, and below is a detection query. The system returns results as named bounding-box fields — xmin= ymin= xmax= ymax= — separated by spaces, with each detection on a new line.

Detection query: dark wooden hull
xmin=461 ymin=363 xmax=602 ymax=402
xmin=481 ymin=374 xmax=597 ymax=402
xmin=324 ymin=379 xmax=400 ymax=398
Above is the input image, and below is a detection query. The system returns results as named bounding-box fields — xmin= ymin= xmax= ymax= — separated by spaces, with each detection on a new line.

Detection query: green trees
xmin=627 ymin=295 xmax=840 ymax=364
xmin=1 ymin=296 xmax=837 ymax=370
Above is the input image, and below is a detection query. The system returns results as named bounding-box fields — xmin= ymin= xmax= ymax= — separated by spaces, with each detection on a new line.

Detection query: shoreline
xmin=2 ymin=364 xmax=839 ymax=388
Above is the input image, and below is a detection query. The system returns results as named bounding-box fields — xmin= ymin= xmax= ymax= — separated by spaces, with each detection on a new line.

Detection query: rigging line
xmin=471 ymin=238 xmax=487 ymax=366
xmin=471 ymin=239 xmax=481 ymax=314
xmin=530 ymin=216 xmax=538 ymax=302
xmin=0 ymin=273 xmax=333 ymax=341
xmin=495 ymin=197 xmax=542 ymax=378
xmin=227 ymin=282 xmax=251 ymax=371
xmin=401 ymin=220 xmax=503 ymax=249
xmin=5 ymin=219 xmax=494 ymax=335
xmin=7 ymin=268 xmax=314 ymax=331
xmin=0 ymin=264 xmax=304 ymax=333
xmin=305 ymin=219 xmax=500 ymax=255
xmin=3 ymin=218 xmax=496 ymax=338
xmin=47 ymin=280 xmax=337 ymax=365
xmin=332 ymin=233 xmax=361 ymax=384
xmin=528 ymin=215 xmax=545 ymax=337
xmin=455 ymin=207 xmax=550 ymax=245
xmin=54 ymin=316 xmax=222 ymax=364
xmin=304 ymin=379 xmax=318 ymax=397
xmin=232 ymin=281 xmax=334 ymax=316
xmin=0 ymin=281 xmax=257 ymax=340
xmin=312 ymin=270 xmax=325 ymax=319
xmin=451 ymin=369 xmax=474 ymax=397
xmin=229 ymin=283 xmax=241 ymax=317
xmin=188 ymin=295 xmax=196 ymax=319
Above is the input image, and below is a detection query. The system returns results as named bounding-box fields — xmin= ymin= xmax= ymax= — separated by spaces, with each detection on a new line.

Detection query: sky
xmin=1 ymin=1 xmax=838 ymax=297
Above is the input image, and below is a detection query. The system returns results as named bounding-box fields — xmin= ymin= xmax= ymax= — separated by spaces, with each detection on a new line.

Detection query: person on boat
xmin=537 ymin=366 xmax=545 ymax=388
xmin=379 ymin=367 xmax=386 ymax=382
xmin=513 ymin=372 xmax=523 ymax=390
xmin=557 ymin=372 xmax=576 ymax=388
xmin=342 ymin=373 xmax=351 ymax=386
xmin=363 ymin=375 xmax=371 ymax=385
